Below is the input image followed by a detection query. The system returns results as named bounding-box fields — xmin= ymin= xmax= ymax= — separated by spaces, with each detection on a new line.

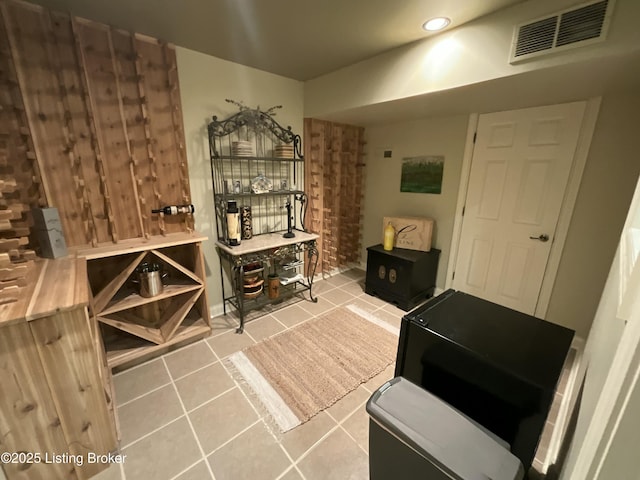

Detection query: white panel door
xmin=453 ymin=102 xmax=586 ymax=314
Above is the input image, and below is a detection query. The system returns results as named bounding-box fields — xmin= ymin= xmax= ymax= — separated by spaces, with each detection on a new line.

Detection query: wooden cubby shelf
xmin=73 ymin=232 xmax=210 ymax=369
xmin=103 ymin=309 xmax=210 ymax=369
xmin=100 ymin=281 xmax=203 ymax=316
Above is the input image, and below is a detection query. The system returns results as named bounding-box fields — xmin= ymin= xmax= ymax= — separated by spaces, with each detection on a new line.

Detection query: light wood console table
xmin=0 ymin=257 xmax=117 ymax=480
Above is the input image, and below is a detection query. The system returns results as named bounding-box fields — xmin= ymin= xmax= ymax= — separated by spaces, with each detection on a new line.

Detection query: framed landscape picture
xmin=400 ymin=155 xmax=444 ymax=194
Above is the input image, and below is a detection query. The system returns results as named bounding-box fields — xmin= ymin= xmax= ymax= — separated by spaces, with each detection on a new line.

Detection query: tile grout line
xmin=161 ymin=338 xmax=209 ymax=358
xmin=209 ymin=315 xmax=241 ymax=337
xmin=167 ymin=459 xmax=208 ymax=480
xmin=338 ymin=422 xmax=368 ymax=457
xmin=203 ymin=418 xmax=262 ymax=460
xmin=120 ymin=415 xmax=186 ymax=450
xmin=170 ymin=359 xmax=219 ymax=383
xmin=274 ymin=462 xmax=308 ymax=480
xmin=161 ymin=357 xmax=218 ymax=480
xmin=116 ymin=366 xmax=233 ymax=414
xmin=284 ymin=422 xmax=344 ymax=471
xmin=335 ymin=404 xmax=370 ymax=457
xmin=293 ymin=464 xmax=308 ymax=480
xmin=183 ymin=386 xmax=236 ymax=414
xmin=116 ymin=381 xmax=174 ymax=408
xmin=119 ymin=459 xmax=126 ymax=480
xmin=203 ymin=336 xmax=264 ymax=418
xmin=112 ymin=355 xmax=165 ymax=377
xmin=271 ymin=428 xmax=301 ymax=480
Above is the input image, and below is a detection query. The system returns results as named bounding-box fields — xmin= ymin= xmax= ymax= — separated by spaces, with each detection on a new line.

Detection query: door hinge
xmin=473 ymin=132 xmax=477 ymax=143
xmin=462 ymin=205 xmax=465 ymax=216
xmin=452 ymin=271 xmax=455 ymax=281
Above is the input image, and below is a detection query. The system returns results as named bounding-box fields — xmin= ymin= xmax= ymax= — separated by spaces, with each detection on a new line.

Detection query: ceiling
xmin=29 ymin=0 xmax=528 ymax=81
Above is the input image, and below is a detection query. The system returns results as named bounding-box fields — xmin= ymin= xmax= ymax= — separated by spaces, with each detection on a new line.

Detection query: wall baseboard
xmin=210 ymin=304 xmax=224 ymax=319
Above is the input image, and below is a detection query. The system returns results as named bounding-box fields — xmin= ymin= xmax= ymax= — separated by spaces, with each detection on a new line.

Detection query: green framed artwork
xmin=400 ymin=155 xmax=444 ymax=194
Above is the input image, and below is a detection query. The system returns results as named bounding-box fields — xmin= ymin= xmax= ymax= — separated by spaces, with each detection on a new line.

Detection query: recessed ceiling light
xmin=423 ymin=17 xmax=451 ymax=31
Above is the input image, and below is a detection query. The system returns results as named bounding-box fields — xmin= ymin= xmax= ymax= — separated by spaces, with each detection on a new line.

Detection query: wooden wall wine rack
xmin=0 ymin=6 xmax=39 ymax=308
xmin=0 ymin=0 xmax=193 ymax=248
xmin=304 ymin=118 xmax=365 ymax=274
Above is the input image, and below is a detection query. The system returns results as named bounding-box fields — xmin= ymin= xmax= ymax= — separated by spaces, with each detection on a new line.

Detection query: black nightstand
xmin=365 ymin=244 xmax=440 ymax=311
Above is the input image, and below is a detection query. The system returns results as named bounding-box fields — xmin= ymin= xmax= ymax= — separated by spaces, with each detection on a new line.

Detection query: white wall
xmin=561 ymin=173 xmax=640 ymax=479
xmin=362 ymin=115 xmax=468 ymax=288
xmin=560 ymin=247 xmax=626 ymax=477
xmin=360 ymin=89 xmax=640 ymax=337
xmin=545 ymin=90 xmax=640 ymax=336
xmin=596 ymin=360 xmax=640 ymax=479
xmin=176 ymin=47 xmax=303 ymax=314
xmin=304 ymin=0 xmax=640 ymax=118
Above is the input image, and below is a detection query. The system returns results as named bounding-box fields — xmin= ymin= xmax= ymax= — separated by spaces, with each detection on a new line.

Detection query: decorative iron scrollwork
xmin=208 ymin=100 xmax=302 ymax=158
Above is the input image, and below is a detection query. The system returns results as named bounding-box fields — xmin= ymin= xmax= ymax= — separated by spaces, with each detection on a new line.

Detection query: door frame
xmin=445 ymin=98 xmax=601 ymax=318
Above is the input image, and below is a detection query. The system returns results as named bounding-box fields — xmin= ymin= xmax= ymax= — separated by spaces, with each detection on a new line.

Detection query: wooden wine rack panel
xmin=0 ymin=0 xmax=192 ymax=248
xmin=304 ymin=118 xmax=365 ymax=274
xmin=0 ymin=8 xmax=39 ymax=306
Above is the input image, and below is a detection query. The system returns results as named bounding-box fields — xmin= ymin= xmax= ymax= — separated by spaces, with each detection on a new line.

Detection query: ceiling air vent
xmin=510 ymin=0 xmax=613 ymax=63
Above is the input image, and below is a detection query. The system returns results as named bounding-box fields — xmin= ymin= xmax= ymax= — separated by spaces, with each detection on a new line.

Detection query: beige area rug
xmin=228 ymin=305 xmax=399 ymax=432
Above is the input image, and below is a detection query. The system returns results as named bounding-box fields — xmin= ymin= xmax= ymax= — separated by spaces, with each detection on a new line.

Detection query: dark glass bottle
xmin=151 ymin=204 xmax=195 ymax=215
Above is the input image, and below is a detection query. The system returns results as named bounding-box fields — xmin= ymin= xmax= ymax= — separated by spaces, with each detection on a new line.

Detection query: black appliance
xmin=395 ymin=289 xmax=574 ymax=470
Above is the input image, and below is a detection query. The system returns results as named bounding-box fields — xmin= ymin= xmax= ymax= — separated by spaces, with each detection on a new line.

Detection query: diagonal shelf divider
xmin=97 ymin=249 xmax=200 ymax=316
xmin=103 ymin=308 xmax=210 ymax=368
xmin=150 ymin=248 xmax=203 ymax=285
xmin=98 ymin=288 xmax=204 ymax=345
xmin=99 ymin=282 xmax=202 ymax=316
xmin=98 ymin=310 xmax=164 ymax=344
xmin=158 ymin=287 xmax=203 ymax=341
xmin=93 ymin=251 xmax=147 ymax=313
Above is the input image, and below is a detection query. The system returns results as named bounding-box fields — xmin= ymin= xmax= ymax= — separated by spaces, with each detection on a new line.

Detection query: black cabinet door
xmin=365 ymin=245 xmax=439 ymax=311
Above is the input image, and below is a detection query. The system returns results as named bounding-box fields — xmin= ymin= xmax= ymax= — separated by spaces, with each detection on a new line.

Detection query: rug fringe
xmin=346 ymin=304 xmax=400 ymax=336
xmin=223 ymin=356 xmax=288 ymax=441
xmin=228 ymin=351 xmax=301 ymax=432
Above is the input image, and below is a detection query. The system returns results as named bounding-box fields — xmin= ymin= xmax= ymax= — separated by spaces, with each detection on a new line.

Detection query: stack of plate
xmin=243 ymin=263 xmax=264 ymax=299
xmin=232 ymin=140 xmax=254 ymax=157
xmin=274 ymin=144 xmax=294 ymax=159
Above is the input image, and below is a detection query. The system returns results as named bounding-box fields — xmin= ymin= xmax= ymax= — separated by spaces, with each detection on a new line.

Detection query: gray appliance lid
xmin=367 ymin=377 xmax=524 ymax=480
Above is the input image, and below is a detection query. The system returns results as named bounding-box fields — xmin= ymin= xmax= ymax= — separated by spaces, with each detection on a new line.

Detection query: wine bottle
xmin=151 ymin=204 xmax=195 ymax=215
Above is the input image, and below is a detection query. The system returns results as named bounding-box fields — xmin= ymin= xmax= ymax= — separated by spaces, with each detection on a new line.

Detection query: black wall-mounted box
xmin=365 ymin=244 xmax=440 ymax=311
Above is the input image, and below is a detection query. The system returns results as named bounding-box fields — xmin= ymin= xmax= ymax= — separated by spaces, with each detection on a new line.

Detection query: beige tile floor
xmin=95 ymin=268 xmax=569 ymax=480
xmin=96 ymin=268 xmax=401 ymax=480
